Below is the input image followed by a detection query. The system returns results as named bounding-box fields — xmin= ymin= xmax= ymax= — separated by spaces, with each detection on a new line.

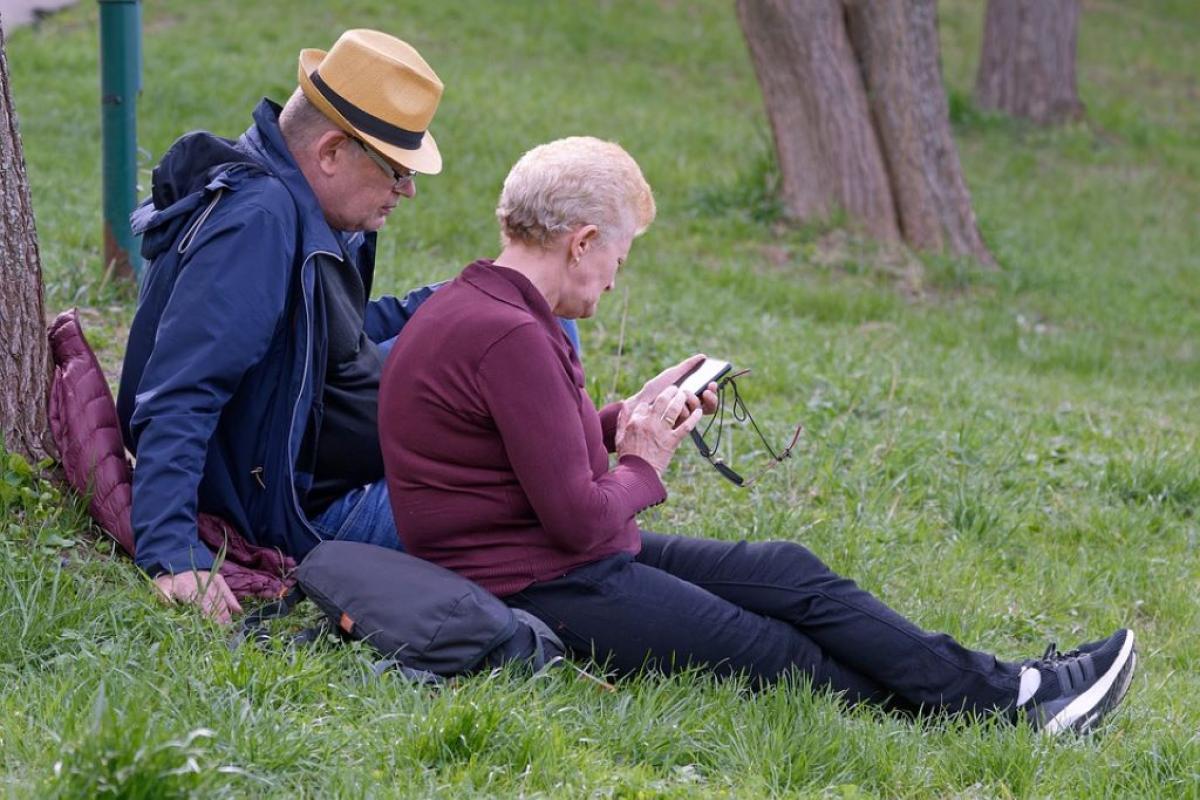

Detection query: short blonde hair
xmin=496 ymin=136 xmax=656 ymax=248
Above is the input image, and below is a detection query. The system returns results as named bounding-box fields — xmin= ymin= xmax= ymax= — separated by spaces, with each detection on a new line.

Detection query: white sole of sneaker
xmin=1077 ymin=648 xmax=1138 ymax=735
xmin=1043 ymin=630 xmax=1136 ymax=735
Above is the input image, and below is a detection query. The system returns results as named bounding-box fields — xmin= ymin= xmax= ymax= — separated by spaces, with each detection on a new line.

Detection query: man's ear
xmin=569 ymin=224 xmax=600 ymax=263
xmin=313 ymin=130 xmax=351 ymax=177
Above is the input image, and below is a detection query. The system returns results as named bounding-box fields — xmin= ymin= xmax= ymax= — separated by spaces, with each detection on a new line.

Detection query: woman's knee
xmin=751 ymin=539 xmax=836 ymax=578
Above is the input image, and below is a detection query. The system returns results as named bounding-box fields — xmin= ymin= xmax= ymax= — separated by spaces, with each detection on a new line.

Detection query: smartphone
xmin=676 ymin=358 xmax=732 ymax=397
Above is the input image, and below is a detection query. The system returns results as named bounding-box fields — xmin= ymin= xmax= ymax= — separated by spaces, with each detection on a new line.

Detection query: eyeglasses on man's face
xmin=690 ymin=371 xmax=803 ymax=488
xmin=353 ymin=138 xmax=416 ymax=188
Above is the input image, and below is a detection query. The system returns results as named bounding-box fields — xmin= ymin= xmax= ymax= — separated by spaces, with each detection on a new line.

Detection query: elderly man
xmin=117 ymin=30 xmax=446 ymax=622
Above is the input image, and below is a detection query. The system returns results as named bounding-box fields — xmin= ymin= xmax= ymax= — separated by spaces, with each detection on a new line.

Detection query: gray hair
xmin=496 ymin=136 xmax=656 ymax=248
xmin=278 ymin=88 xmax=341 ymax=151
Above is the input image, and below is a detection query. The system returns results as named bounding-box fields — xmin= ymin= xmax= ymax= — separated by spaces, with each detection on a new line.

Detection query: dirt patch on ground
xmin=754 ymin=228 xmax=927 ymax=300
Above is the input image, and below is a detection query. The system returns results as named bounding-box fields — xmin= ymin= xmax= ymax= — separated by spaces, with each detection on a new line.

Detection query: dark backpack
xmin=234 ymin=541 xmax=564 ymax=682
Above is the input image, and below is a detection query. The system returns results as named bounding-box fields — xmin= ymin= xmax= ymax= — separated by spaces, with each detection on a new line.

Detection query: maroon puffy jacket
xmin=47 ymin=308 xmax=294 ymax=600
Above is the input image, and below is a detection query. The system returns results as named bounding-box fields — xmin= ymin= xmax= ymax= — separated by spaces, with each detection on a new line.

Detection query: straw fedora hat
xmin=298 ymin=29 xmax=443 ymax=175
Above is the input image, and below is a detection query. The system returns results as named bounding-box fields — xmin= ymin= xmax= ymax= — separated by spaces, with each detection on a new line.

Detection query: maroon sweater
xmin=379 ymin=260 xmax=666 ymax=596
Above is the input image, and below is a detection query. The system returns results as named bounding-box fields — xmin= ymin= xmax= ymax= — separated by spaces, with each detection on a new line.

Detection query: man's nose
xmin=396 ymin=180 xmax=416 ymax=199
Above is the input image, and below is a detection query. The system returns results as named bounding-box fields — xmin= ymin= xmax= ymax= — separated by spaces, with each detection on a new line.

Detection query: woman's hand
xmin=616 ymin=385 xmax=704 ymax=476
xmin=620 ymin=355 xmax=720 ymax=432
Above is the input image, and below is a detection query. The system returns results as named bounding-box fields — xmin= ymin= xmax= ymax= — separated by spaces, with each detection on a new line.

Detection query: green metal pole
xmin=99 ymin=0 xmax=141 ymax=279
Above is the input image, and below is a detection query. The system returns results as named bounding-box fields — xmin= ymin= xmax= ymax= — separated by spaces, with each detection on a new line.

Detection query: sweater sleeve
xmin=477 ymin=324 xmax=665 ymax=554
xmin=598 ymin=402 xmax=623 ymax=454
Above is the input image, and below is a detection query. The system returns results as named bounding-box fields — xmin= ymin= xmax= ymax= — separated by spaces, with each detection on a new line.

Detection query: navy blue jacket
xmin=117 ymin=99 xmax=433 ymax=575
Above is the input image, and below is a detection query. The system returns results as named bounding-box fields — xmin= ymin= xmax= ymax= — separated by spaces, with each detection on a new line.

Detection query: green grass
xmin=5 ymin=0 xmax=1200 ymax=796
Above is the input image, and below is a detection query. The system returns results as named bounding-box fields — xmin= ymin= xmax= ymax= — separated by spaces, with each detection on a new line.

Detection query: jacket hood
xmin=132 ymin=130 xmax=267 ymax=260
xmin=132 ymin=99 xmax=344 ymax=263
xmin=150 ymin=133 xmax=255 ymax=211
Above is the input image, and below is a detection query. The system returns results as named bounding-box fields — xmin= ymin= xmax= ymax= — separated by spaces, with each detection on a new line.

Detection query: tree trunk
xmin=0 ymin=19 xmax=53 ymax=463
xmin=845 ymin=0 xmax=993 ymax=263
xmin=735 ymin=0 xmax=994 ymax=267
xmin=734 ymin=0 xmax=899 ymax=244
xmin=975 ymin=0 xmax=1085 ymax=125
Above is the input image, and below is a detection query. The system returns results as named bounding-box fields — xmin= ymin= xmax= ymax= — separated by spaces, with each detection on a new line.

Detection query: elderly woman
xmin=378 ymin=137 xmax=1134 ymax=733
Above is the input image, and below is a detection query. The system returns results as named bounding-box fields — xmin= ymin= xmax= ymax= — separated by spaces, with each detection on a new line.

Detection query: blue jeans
xmin=307 ymin=331 xmax=404 ymax=550
xmin=309 ymin=478 xmax=403 ymax=550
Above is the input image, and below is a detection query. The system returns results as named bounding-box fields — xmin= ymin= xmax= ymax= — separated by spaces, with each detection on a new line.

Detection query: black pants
xmin=509 ymin=532 xmax=1020 ymax=714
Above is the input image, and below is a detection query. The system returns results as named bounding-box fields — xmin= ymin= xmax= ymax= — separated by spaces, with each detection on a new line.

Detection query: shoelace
xmin=1022 ymin=642 xmax=1085 ymax=675
xmin=1036 ymin=642 xmax=1085 ymax=665
xmin=1029 ymin=641 xmax=1097 ymax=694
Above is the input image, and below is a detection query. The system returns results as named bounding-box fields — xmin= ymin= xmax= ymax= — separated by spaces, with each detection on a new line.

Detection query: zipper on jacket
xmin=251 ymin=466 xmax=266 ymax=489
xmin=288 ymin=249 xmax=339 ymax=543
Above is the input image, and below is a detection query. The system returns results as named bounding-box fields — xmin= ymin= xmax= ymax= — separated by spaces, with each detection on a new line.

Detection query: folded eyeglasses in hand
xmin=678 ymin=360 xmax=804 ymax=488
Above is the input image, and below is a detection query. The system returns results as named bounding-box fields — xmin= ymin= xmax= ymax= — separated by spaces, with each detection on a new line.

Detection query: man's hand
xmin=153 ymin=570 xmax=242 ymax=625
xmin=616 ymin=385 xmax=704 ymax=476
xmin=620 ymin=354 xmax=720 ymax=431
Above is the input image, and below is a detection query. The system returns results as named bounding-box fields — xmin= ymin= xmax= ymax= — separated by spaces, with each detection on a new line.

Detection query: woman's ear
xmin=569 ymin=224 xmax=600 ymax=264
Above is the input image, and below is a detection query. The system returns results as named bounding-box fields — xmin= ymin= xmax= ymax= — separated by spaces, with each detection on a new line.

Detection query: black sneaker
xmin=1018 ymin=628 xmax=1137 ymax=735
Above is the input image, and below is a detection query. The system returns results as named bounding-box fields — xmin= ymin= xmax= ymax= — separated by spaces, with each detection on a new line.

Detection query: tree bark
xmin=975 ymin=0 xmax=1085 ymax=125
xmin=0 ymin=18 xmax=53 ymax=463
xmin=735 ymin=0 xmax=898 ymax=243
xmin=845 ymin=0 xmax=993 ymax=264
xmin=735 ymin=0 xmax=993 ymax=266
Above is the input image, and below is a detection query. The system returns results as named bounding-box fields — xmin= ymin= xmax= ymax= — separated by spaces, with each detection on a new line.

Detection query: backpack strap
xmin=511 ymin=608 xmax=566 ymax=673
xmin=228 ymin=585 xmax=309 ymax=650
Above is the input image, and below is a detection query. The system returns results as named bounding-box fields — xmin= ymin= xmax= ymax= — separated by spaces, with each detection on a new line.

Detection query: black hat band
xmin=309 ymin=69 xmax=425 ymax=151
